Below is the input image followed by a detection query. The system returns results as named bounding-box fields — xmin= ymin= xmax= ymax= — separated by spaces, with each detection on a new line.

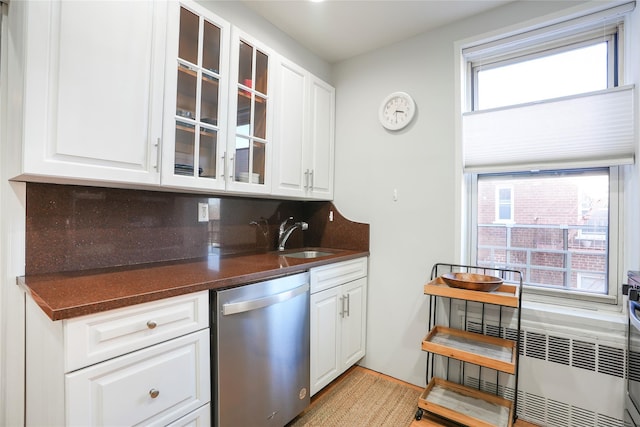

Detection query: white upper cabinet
xmin=225 ymin=27 xmax=274 ymax=195
xmin=9 ymin=1 xmax=334 ymax=199
xmin=161 ymin=0 xmax=230 ymax=192
xmin=12 ymin=1 xmax=167 ymax=186
xmin=307 ymin=76 xmax=335 ymax=199
xmin=163 ymin=11 xmax=274 ymax=196
xmin=272 ymin=57 xmax=335 ymax=200
xmin=272 ymin=59 xmax=307 ymax=198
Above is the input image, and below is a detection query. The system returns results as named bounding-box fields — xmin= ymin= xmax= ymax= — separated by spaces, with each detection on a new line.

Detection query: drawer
xmin=166 ymin=403 xmax=210 ymax=427
xmin=65 ymin=329 xmax=210 ymax=427
xmin=64 ymin=291 xmax=208 ymax=372
xmin=310 ymin=257 xmax=367 ymax=294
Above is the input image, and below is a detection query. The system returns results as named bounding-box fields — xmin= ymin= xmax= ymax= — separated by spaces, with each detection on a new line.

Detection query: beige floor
xmin=326 ymin=366 xmax=539 ymax=427
xmin=410 ymin=416 xmax=539 ymax=427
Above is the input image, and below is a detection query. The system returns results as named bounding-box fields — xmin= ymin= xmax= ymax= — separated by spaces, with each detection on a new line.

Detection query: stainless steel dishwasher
xmin=211 ymin=272 xmax=310 ymax=427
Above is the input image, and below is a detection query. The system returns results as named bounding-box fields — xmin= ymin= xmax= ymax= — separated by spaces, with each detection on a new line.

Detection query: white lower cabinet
xmin=25 ymin=291 xmax=211 ymax=426
xmin=310 ymin=257 xmax=368 ymax=396
xmin=66 ymin=330 xmax=209 ymax=426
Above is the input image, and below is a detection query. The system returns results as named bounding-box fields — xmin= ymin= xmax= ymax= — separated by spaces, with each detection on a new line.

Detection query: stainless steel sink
xmin=282 ymin=250 xmax=336 ymax=259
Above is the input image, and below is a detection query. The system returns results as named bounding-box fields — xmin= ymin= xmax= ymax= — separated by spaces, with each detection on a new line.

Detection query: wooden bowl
xmin=441 ymin=272 xmax=503 ymax=292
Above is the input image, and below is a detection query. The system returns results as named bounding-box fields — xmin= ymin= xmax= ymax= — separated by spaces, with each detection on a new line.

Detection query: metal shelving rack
xmin=416 ymin=263 xmax=523 ymax=427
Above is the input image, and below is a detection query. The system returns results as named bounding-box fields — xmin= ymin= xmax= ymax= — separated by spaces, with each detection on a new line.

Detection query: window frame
xmin=469 ymin=25 xmax=620 ymax=111
xmin=469 ymin=166 xmax=621 ymax=308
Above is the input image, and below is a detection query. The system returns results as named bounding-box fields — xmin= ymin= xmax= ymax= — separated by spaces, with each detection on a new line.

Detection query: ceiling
xmin=240 ymin=0 xmax=514 ymax=63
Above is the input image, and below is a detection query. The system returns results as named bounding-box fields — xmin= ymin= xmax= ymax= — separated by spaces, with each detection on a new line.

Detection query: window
xmin=495 ymin=185 xmax=513 ymax=223
xmin=474 ymin=40 xmax=611 ymax=110
xmin=461 ymin=3 xmax=634 ymax=306
xmin=466 ymin=7 xmax=625 ymax=112
xmin=475 ymin=169 xmax=611 ymax=296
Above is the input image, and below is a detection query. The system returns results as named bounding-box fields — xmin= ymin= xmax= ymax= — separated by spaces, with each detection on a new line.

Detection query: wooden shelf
xmin=422 ymin=326 xmax=516 ymax=374
xmin=424 ymin=276 xmax=519 ymax=308
xmin=418 ymin=377 xmax=513 ymax=427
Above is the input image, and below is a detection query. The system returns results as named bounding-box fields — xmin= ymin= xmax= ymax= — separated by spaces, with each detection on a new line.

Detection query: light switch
xmin=198 ymin=202 xmax=209 ymax=222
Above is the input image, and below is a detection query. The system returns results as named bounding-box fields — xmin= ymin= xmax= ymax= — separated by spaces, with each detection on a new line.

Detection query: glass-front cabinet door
xmin=162 ymin=1 xmax=229 ymax=191
xmin=227 ymin=29 xmax=273 ymax=193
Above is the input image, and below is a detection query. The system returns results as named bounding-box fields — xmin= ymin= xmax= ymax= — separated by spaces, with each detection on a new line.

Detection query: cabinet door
xmin=308 ymin=77 xmax=335 ymax=200
xmin=66 ymin=330 xmax=210 ymax=427
xmin=226 ymin=27 xmax=273 ymax=194
xmin=272 ymin=57 xmax=308 ymax=198
xmin=341 ymin=277 xmax=367 ymax=370
xmin=20 ymin=1 xmax=166 ymax=186
xmin=162 ymin=0 xmax=229 ymax=191
xmin=310 ymin=286 xmax=341 ymax=396
xmin=272 ymin=60 xmax=335 ymax=200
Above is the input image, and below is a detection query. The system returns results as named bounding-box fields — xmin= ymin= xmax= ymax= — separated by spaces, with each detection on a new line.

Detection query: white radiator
xmin=515 ymin=325 xmax=625 ymax=427
xmin=450 ymin=306 xmax=627 ymax=427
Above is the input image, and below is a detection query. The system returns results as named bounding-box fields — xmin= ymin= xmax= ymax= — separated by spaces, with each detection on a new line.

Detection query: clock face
xmin=379 ymin=92 xmax=415 ymax=131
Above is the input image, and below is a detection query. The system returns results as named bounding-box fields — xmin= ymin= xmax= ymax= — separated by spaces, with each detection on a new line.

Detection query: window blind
xmin=462 ymin=85 xmax=635 ymax=173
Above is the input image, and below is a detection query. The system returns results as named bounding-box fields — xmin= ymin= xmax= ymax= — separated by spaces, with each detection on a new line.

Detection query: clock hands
xmin=393 ymin=109 xmax=406 ymax=123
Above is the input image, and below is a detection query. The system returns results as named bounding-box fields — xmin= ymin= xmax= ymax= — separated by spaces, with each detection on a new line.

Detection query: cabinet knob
xmin=146 ymin=320 xmax=158 ymax=329
xmin=149 ymin=388 xmax=160 ymax=399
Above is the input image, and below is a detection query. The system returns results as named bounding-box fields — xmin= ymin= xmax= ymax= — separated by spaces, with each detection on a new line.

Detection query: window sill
xmin=523 ymin=283 xmax=617 ymax=306
xmin=521 ymin=299 xmax=626 ymax=341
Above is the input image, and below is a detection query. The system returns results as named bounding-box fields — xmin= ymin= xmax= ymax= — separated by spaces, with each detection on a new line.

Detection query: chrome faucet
xmin=278 ymin=217 xmax=308 ymax=251
xmin=250 ymin=218 xmax=269 ymax=244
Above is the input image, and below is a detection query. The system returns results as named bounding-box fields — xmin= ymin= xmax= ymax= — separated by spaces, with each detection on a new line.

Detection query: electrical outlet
xmin=198 ymin=202 xmax=209 ymax=222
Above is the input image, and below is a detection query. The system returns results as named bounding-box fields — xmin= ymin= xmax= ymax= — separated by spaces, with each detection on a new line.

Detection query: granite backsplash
xmin=26 ymin=183 xmax=369 ymax=275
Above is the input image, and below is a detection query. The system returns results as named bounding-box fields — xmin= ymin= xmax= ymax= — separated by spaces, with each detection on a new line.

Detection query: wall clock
xmin=379 ymin=91 xmax=416 ymax=131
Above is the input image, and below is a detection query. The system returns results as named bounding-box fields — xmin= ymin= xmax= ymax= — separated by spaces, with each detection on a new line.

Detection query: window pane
xmin=255 ymin=49 xmax=268 ymax=94
xmin=252 ymin=141 xmax=265 ymax=184
xmin=201 ymin=74 xmax=219 ymax=126
xmin=477 ymin=42 xmax=608 ymax=110
xmin=199 ymin=128 xmax=217 ymax=179
xmin=202 ymin=20 xmax=221 ymax=73
xmin=498 ymin=204 xmax=511 ymax=221
xmin=176 ymin=65 xmax=196 ymax=119
xmin=238 ymin=41 xmax=253 ymax=85
xmin=178 ymin=7 xmax=198 ymax=64
xmin=174 ymin=121 xmax=195 ymax=176
xmin=234 ymin=136 xmax=250 ymax=182
xmin=476 ymin=170 xmax=609 ymax=294
xmin=236 ymin=90 xmax=251 ymax=136
xmin=254 ymin=95 xmax=267 ymax=139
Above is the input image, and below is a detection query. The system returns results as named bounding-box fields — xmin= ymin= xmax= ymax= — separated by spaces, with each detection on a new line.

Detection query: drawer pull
xmin=149 ymin=388 xmax=160 ymax=399
xmin=146 ymin=320 xmax=158 ymax=329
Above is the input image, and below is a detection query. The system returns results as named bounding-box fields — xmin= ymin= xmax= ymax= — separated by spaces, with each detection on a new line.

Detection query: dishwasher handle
xmin=222 ymin=283 xmax=309 ymax=315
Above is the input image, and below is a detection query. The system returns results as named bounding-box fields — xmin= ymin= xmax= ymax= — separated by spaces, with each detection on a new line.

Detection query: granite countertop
xmin=18 ymin=248 xmax=368 ymax=321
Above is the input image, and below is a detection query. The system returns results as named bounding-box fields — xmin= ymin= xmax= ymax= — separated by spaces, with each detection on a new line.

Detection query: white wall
xmin=624 ymin=4 xmax=640 ymax=275
xmin=330 ymin=1 xmax=607 ymax=387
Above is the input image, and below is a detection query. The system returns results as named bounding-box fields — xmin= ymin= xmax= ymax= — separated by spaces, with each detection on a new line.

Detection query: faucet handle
xmin=280 ymin=216 xmax=293 ymax=230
